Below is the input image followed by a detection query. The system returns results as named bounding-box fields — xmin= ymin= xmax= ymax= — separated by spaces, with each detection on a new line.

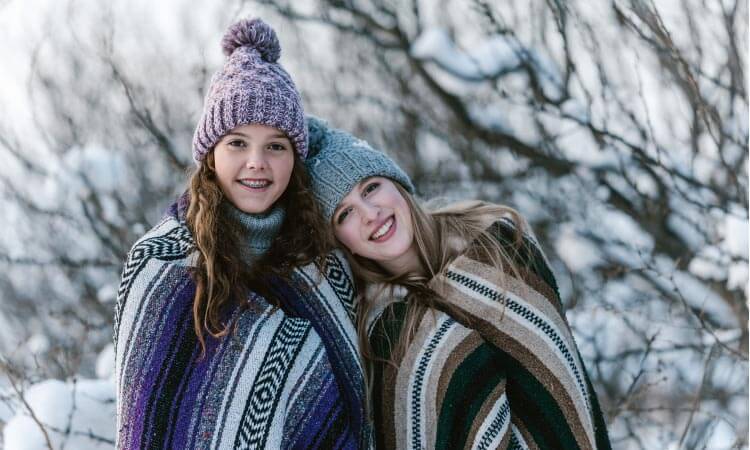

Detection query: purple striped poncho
xmin=113 ymin=203 xmax=370 ymax=449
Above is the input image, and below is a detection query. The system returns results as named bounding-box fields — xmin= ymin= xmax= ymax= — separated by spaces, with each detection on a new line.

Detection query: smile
xmin=238 ymin=179 xmax=272 ymax=189
xmin=370 ymin=216 xmax=395 ymax=241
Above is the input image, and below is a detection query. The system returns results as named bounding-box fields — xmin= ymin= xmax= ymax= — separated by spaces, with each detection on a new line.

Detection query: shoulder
xmin=114 ymin=212 xmax=197 ymax=350
xmin=443 ymin=203 xmax=563 ymax=306
xmin=117 ymin=213 xmax=197 ymax=313
xmin=124 ymin=213 xmax=196 ymax=270
xmin=296 ymin=249 xmax=352 ymax=284
xmin=292 ymin=249 xmax=359 ymax=320
xmin=456 ymin=201 xmax=550 ymax=269
xmin=293 ymin=249 xmax=354 ymax=298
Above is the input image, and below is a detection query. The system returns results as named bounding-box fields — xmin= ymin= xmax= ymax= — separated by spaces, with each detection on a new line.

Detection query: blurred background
xmin=0 ymin=0 xmax=747 ymax=448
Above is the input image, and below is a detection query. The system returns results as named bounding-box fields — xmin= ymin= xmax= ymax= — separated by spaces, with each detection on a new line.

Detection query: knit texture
xmin=367 ymin=218 xmax=611 ymax=450
xmin=192 ymin=18 xmax=308 ymax=163
xmin=305 ymin=116 xmax=415 ymax=222
xmin=113 ymin=199 xmax=370 ymax=449
xmin=222 ymin=201 xmax=285 ymax=263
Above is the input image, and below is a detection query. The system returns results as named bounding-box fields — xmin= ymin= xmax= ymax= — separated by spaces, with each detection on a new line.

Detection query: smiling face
xmin=333 ymin=177 xmax=420 ymax=276
xmin=213 ymin=123 xmax=295 ymax=214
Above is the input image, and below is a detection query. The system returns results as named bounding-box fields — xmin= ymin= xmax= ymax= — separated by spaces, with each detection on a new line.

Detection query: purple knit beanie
xmin=192 ymin=18 xmax=307 ymax=163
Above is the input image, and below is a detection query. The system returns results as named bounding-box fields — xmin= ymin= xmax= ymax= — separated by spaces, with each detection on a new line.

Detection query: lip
xmin=369 ymin=215 xmax=396 ymax=242
xmin=237 ymin=178 xmax=272 ymax=192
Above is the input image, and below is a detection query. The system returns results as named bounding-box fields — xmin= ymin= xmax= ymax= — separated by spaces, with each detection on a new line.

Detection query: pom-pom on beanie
xmin=192 ymin=18 xmax=307 ymax=164
xmin=305 ymin=116 xmax=415 ymax=222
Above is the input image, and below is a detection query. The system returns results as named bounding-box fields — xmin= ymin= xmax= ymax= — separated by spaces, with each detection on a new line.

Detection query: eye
xmin=268 ymin=142 xmax=288 ymax=152
xmin=362 ymin=181 xmax=380 ymax=196
xmin=336 ymin=207 xmax=352 ymax=225
xmin=227 ymin=139 xmax=246 ymax=149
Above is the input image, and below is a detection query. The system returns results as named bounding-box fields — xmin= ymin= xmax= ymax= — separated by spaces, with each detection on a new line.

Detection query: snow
xmin=95 ymin=344 xmax=115 ymax=380
xmin=653 ymin=256 xmax=739 ymax=328
xmin=416 ymin=130 xmax=459 ymax=171
xmin=411 ymin=29 xmax=453 ymax=61
xmin=599 ymin=209 xmax=654 ymax=250
xmin=0 ymin=386 xmax=17 ymax=424
xmin=634 ymin=172 xmax=658 ymax=198
xmin=555 ymin=224 xmax=604 ymax=271
xmin=560 ymin=98 xmax=590 ymax=123
xmin=61 ymin=145 xmax=128 ymax=194
xmin=688 ymin=255 xmax=727 ymax=281
xmin=468 ymin=104 xmax=514 ymax=135
xmin=3 ymin=415 xmax=49 ymax=450
xmin=97 ymin=284 xmax=118 ymax=304
xmin=722 ymin=212 xmax=749 ymax=258
xmin=702 ymin=328 xmax=743 ymax=347
xmin=3 ymin=378 xmax=115 ymax=450
xmin=727 ymin=262 xmax=748 ymax=294
xmin=691 ymin=154 xmax=717 ymax=184
xmin=25 ymin=334 xmax=50 ymax=355
xmin=410 ymin=28 xmax=562 ymax=98
xmin=557 ymin=129 xmax=618 ymax=168
xmin=666 ymin=213 xmax=706 ymax=251
xmin=705 ymin=420 xmax=741 ymax=449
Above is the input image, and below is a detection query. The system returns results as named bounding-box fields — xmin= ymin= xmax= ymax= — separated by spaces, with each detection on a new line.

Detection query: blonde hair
xmin=186 ymin=151 xmax=332 ymax=358
xmin=339 ymin=183 xmax=527 ymax=368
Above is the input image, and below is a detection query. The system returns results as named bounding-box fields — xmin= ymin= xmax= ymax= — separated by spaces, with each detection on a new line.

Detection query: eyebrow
xmin=333 ymin=178 xmax=375 ymax=217
xmin=224 ymin=131 xmax=289 ymax=140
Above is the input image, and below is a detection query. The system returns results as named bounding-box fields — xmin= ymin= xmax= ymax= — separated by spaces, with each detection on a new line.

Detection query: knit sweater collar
xmin=222 ymin=201 xmax=286 ymax=263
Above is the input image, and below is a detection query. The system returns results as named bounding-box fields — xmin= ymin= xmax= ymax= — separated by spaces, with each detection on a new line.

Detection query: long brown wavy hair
xmin=339 ymin=183 xmax=528 ymax=369
xmin=186 ymin=150 xmax=333 ymax=358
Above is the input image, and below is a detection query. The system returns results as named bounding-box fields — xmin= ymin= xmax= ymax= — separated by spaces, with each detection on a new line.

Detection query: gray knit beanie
xmin=192 ymin=18 xmax=307 ymax=163
xmin=305 ymin=116 xmax=415 ymax=222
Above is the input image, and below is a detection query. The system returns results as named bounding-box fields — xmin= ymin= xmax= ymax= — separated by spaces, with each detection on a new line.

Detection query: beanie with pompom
xmin=192 ymin=18 xmax=307 ymax=163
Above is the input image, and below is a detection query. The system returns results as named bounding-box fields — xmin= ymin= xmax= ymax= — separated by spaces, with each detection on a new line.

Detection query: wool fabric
xmin=366 ymin=215 xmax=612 ymax=450
xmin=305 ymin=116 xmax=415 ymax=222
xmin=192 ymin=18 xmax=308 ymax=163
xmin=113 ymin=198 xmax=371 ymax=449
xmin=221 ymin=201 xmax=285 ymax=263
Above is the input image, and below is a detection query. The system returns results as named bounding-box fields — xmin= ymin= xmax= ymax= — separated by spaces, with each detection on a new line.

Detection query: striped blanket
xmin=368 ymin=220 xmax=611 ymax=449
xmin=114 ymin=201 xmax=370 ymax=449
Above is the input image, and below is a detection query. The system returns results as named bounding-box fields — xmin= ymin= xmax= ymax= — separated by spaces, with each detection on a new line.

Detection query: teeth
xmin=240 ymin=180 xmax=270 ymax=188
xmin=371 ymin=217 xmax=394 ymax=240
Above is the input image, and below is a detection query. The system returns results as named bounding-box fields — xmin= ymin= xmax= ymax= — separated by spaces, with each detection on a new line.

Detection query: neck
xmin=222 ymin=201 xmax=286 ymax=264
xmin=380 ymin=243 xmax=425 ymax=278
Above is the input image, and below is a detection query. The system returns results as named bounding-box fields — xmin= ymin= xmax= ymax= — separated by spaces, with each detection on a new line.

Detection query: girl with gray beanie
xmin=114 ymin=19 xmax=369 ymax=449
xmin=306 ymin=117 xmax=611 ymax=449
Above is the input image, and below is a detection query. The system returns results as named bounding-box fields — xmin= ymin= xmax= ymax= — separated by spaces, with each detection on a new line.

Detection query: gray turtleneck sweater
xmin=222 ymin=201 xmax=286 ymax=263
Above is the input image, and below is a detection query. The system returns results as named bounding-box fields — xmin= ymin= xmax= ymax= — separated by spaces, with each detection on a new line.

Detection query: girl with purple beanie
xmin=113 ymin=19 xmax=369 ymax=449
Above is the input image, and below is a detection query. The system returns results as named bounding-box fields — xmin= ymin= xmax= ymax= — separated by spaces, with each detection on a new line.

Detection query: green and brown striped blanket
xmin=368 ymin=220 xmax=611 ymax=450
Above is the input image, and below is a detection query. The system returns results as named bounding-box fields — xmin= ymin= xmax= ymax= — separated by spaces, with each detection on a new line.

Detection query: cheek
xmin=395 ymin=197 xmax=411 ymax=223
xmin=272 ymin=155 xmax=295 ymax=188
xmin=394 ymin=198 xmax=415 ymax=241
xmin=213 ymin=150 xmax=235 ymax=182
xmin=215 ymin=164 xmax=230 ymax=185
xmin=335 ymin=224 xmax=365 ymax=254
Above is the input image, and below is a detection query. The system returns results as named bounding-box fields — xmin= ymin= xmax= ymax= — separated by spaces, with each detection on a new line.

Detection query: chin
xmin=235 ymin=200 xmax=272 ymax=214
xmin=232 ymin=192 xmax=281 ymax=214
xmin=384 ymin=242 xmax=412 ymax=260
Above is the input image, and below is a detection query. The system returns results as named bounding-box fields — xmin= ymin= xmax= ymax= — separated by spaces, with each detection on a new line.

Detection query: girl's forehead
xmin=225 ymin=123 xmax=288 ymax=140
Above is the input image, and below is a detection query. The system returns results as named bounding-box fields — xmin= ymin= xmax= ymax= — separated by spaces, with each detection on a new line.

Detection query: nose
xmin=245 ymin=148 xmax=265 ymax=170
xmin=360 ymin=201 xmax=380 ymax=223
